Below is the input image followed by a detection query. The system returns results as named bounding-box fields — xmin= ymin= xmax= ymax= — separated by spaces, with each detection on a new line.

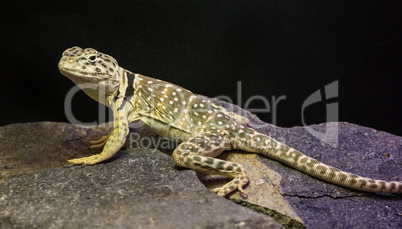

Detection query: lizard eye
xmin=88 ymin=55 xmax=97 ymax=62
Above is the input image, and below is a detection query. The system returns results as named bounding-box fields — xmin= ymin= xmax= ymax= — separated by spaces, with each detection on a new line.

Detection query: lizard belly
xmin=139 ymin=115 xmax=193 ymax=143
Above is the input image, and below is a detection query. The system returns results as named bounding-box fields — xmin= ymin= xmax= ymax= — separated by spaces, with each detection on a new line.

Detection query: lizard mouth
xmin=58 ymin=62 xmax=109 ymax=81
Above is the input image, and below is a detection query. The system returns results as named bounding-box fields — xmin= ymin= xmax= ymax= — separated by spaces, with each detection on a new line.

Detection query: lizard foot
xmin=213 ymin=174 xmax=249 ymax=197
xmin=68 ymin=155 xmax=103 ymax=165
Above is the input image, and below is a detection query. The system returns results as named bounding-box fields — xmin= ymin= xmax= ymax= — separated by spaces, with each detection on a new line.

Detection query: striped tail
xmin=232 ymin=128 xmax=402 ymax=193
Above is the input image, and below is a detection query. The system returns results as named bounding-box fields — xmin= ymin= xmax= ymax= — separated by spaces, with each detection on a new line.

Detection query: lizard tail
xmin=232 ymin=129 xmax=402 ymax=193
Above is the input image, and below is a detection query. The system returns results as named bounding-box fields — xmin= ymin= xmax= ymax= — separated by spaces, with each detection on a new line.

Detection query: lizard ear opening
xmin=106 ymin=79 xmax=120 ymax=93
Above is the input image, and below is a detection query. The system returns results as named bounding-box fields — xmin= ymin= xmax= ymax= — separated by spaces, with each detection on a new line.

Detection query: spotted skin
xmin=59 ymin=47 xmax=402 ymax=196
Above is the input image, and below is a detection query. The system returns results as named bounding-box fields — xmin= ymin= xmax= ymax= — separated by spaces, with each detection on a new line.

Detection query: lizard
xmin=58 ymin=46 xmax=402 ymax=197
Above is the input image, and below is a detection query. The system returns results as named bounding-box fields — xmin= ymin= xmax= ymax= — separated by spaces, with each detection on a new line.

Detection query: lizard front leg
xmin=89 ymin=134 xmax=111 ymax=149
xmin=172 ymin=132 xmax=249 ymax=197
xmin=68 ymin=111 xmax=129 ymax=165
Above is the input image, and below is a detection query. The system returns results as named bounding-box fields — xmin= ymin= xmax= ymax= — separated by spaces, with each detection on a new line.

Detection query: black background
xmin=2 ymin=1 xmax=402 ymax=136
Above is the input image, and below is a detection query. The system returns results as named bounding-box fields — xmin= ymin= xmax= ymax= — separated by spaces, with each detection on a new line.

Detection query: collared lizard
xmin=58 ymin=46 xmax=402 ymax=196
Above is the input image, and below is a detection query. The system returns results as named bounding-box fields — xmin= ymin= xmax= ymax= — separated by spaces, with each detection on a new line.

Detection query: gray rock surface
xmin=0 ymin=122 xmax=113 ymax=183
xmin=209 ymin=99 xmax=402 ymax=229
xmin=0 ymin=144 xmax=280 ymax=228
xmin=259 ymin=122 xmax=402 ymax=228
xmin=1 ymin=99 xmax=401 ymax=228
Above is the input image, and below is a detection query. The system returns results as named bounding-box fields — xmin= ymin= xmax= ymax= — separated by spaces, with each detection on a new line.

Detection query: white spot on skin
xmin=147 ymin=81 xmax=153 ymax=84
xmin=177 ymin=88 xmax=182 ymax=92
xmin=218 ymin=121 xmax=223 ymax=125
xmin=172 ymin=92 xmax=176 ymax=96
xmin=239 ymin=129 xmax=244 ymax=133
xmin=148 ymin=88 xmax=153 ymax=92
xmin=174 ymin=97 xmax=178 ymax=101
xmin=194 ymin=112 xmax=199 ymax=116
xmin=161 ymin=91 xmax=166 ymax=94
xmin=198 ymin=121 xmax=202 ymax=126
xmin=208 ymin=110 xmax=213 ymax=114
xmin=169 ymin=101 xmax=173 ymax=104
xmin=174 ymin=108 xmax=179 ymax=113
xmin=166 ymin=84 xmax=173 ymax=87
xmin=202 ymin=115 xmax=206 ymax=119
xmin=217 ymin=114 xmax=222 ymax=118
xmin=289 ymin=148 xmax=295 ymax=153
xmin=160 ymin=98 xmax=164 ymax=102
xmin=200 ymin=104 xmax=204 ymax=108
xmin=183 ymin=101 xmax=186 ymax=105
xmin=286 ymin=149 xmax=294 ymax=156
xmin=194 ymin=104 xmax=198 ymax=108
xmin=275 ymin=142 xmax=282 ymax=150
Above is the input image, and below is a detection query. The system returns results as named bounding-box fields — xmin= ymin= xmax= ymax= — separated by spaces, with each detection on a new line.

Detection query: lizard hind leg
xmin=172 ymin=133 xmax=249 ymax=197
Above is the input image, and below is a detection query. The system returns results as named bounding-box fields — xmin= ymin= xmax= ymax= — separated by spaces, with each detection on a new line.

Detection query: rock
xmin=1 ymin=98 xmax=401 ymax=228
xmin=0 ymin=149 xmax=280 ymax=229
xmin=0 ymin=122 xmax=113 ymax=183
xmin=205 ymin=99 xmax=402 ymax=229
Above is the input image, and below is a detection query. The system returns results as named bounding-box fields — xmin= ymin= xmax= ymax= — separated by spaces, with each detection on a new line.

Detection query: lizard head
xmin=58 ymin=46 xmax=121 ymax=104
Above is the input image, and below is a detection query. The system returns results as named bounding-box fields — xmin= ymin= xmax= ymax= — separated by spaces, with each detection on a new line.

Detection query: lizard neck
xmin=105 ymin=67 xmax=138 ymax=107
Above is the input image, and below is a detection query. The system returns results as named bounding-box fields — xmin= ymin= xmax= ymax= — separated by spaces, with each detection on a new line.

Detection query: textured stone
xmin=1 ymin=99 xmax=401 ymax=228
xmin=208 ymin=99 xmax=402 ymax=229
xmin=0 ymin=149 xmax=279 ymax=229
xmin=0 ymin=122 xmax=113 ymax=183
